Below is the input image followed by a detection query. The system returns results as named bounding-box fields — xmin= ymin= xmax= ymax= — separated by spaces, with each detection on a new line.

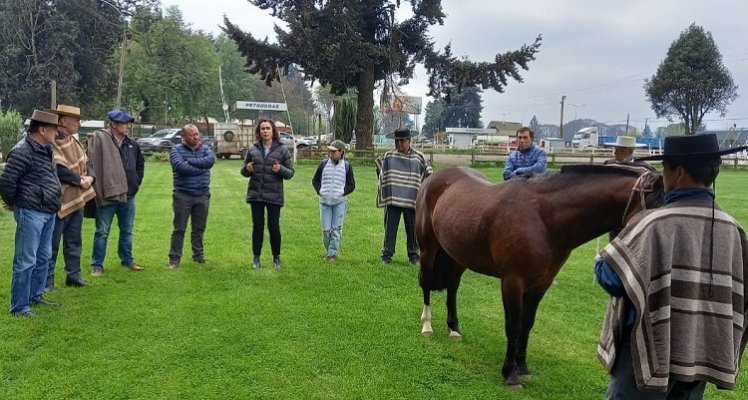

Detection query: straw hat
xmin=50 ymin=104 xmax=82 ymax=119
xmin=614 ymin=136 xmax=636 ymax=148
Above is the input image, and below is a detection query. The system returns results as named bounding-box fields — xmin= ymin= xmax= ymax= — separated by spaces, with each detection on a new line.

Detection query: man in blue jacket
xmin=0 ymin=110 xmax=63 ymax=316
xmin=503 ymin=127 xmax=547 ymax=180
xmin=168 ymin=124 xmax=215 ymax=268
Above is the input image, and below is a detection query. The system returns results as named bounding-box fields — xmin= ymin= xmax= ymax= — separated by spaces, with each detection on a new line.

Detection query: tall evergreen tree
xmin=224 ymin=1 xmax=540 ymax=149
xmin=644 ymin=24 xmax=738 ymax=135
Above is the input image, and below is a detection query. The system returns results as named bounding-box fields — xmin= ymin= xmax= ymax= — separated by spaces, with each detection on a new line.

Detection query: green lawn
xmin=0 ymin=161 xmax=746 ymax=399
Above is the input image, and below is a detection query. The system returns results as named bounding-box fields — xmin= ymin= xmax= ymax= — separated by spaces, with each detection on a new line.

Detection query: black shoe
xmin=273 ymin=256 xmax=281 ymax=269
xmin=252 ymin=256 xmax=261 ymax=269
xmin=193 ymin=258 xmax=207 ymax=264
xmin=11 ymin=310 xmax=35 ymax=318
xmin=409 ymin=257 xmax=421 ymax=266
xmin=381 ymin=258 xmax=392 ymax=265
xmin=31 ymin=296 xmax=62 ymax=307
xmin=65 ymin=277 xmax=88 ymax=287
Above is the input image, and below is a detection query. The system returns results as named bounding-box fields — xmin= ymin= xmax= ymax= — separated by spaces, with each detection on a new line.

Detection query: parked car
xmin=137 ymin=128 xmax=182 ymax=154
xmin=278 ymin=133 xmax=322 ymax=150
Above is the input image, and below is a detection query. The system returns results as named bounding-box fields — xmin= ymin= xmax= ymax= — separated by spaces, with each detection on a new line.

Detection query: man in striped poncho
xmin=595 ymin=134 xmax=748 ymax=399
xmin=376 ymin=128 xmax=432 ymax=265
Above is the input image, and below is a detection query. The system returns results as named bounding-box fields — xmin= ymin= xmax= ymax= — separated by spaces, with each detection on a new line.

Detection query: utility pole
xmin=51 ymin=80 xmax=57 ymax=109
xmin=625 ymin=113 xmax=630 ymax=136
xmin=559 ymin=95 xmax=566 ymax=139
xmin=116 ymin=22 xmax=128 ymax=109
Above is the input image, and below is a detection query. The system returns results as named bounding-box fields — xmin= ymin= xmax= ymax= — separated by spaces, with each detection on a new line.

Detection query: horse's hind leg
xmin=419 ymin=247 xmax=437 ymax=337
xmin=421 ymin=283 xmax=433 ymax=336
xmin=501 ymin=276 xmax=525 ymax=389
xmin=517 ymin=288 xmax=549 ymax=377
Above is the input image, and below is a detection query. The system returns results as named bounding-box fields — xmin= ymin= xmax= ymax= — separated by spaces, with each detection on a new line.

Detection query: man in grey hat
xmin=595 ymin=134 xmax=748 ymax=398
xmin=87 ymin=109 xmax=145 ymax=276
xmin=46 ymin=104 xmax=95 ymax=290
xmin=0 ymin=110 xmax=63 ymax=316
xmin=376 ymin=128 xmax=432 ymax=265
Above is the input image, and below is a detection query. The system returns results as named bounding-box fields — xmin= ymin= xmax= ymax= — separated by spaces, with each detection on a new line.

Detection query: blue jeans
xmin=10 ymin=207 xmax=55 ymax=314
xmin=320 ymin=200 xmax=348 ymax=256
xmin=92 ymin=198 xmax=136 ymax=268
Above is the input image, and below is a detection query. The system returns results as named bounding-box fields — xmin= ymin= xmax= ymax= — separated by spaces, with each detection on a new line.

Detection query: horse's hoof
xmin=505 ymin=375 xmax=524 ymax=389
xmin=448 ymin=330 xmax=462 ymax=340
xmin=421 ymin=329 xmax=433 ymax=337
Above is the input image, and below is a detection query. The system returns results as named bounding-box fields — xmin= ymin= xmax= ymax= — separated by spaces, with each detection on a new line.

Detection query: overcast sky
xmin=163 ymin=0 xmax=748 ymax=131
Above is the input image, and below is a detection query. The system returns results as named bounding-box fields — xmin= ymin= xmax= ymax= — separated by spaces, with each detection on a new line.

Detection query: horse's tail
xmin=419 ymin=248 xmax=453 ymax=292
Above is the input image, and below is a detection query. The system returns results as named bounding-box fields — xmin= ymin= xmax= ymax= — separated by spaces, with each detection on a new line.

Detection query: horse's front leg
xmin=446 ymin=269 xmax=464 ymax=339
xmin=501 ymin=278 xmax=524 ymax=389
xmin=516 ymin=289 xmax=548 ymax=377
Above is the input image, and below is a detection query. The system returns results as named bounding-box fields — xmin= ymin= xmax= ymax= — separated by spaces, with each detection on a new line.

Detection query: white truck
xmin=571 ymin=127 xmax=599 ymax=148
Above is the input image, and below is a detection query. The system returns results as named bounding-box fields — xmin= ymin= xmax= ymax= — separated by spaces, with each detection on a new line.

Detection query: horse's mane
xmin=560 ymin=164 xmax=646 ymax=177
xmin=521 ymin=164 xmax=648 ymax=193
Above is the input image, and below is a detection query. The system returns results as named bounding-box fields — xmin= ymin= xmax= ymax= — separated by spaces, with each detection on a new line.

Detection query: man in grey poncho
xmin=376 ymin=128 xmax=432 ymax=265
xmin=595 ymin=133 xmax=748 ymax=399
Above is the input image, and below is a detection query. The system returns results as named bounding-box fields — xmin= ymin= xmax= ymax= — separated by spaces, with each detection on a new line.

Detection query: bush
xmin=0 ymin=110 xmax=23 ymax=161
xmin=146 ymin=152 xmax=170 ymax=163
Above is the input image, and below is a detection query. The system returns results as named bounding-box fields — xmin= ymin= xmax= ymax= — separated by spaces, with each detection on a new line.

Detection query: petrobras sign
xmin=235 ymin=101 xmax=288 ymax=111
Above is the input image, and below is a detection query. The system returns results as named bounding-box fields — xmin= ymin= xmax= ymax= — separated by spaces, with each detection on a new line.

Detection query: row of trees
xmin=0 ymin=0 xmax=320 ymax=133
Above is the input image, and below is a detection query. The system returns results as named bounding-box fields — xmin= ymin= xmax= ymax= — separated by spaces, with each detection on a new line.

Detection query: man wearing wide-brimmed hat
xmin=87 ymin=109 xmax=145 ymax=276
xmin=0 ymin=110 xmax=63 ymax=317
xmin=595 ymin=134 xmax=748 ymax=397
xmin=376 ymin=128 xmax=432 ymax=265
xmin=46 ymin=104 xmax=95 ymax=290
xmin=603 ymin=135 xmax=655 ymax=172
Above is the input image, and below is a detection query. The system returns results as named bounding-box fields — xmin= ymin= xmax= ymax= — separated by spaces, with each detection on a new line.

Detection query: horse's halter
xmin=621 ymin=171 xmax=661 ymax=226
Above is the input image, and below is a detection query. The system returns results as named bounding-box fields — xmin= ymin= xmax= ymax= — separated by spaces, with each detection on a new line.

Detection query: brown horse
xmin=415 ymin=164 xmax=663 ymax=388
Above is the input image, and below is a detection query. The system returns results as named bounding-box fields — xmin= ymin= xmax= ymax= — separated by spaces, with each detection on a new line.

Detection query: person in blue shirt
xmin=503 ymin=127 xmax=547 ymax=180
xmin=168 ymin=124 xmax=215 ymax=269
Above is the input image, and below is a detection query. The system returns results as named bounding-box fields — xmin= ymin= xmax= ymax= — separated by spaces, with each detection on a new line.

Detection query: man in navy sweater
xmin=168 ymin=124 xmax=215 ymax=268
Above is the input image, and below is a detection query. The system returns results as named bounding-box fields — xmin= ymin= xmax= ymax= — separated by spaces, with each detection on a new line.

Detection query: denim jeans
xmin=47 ymin=208 xmax=84 ymax=288
xmin=92 ymin=197 xmax=136 ymax=268
xmin=169 ymin=191 xmax=210 ymax=262
xmin=320 ymin=200 xmax=348 ymax=256
xmin=10 ymin=207 xmax=55 ymax=314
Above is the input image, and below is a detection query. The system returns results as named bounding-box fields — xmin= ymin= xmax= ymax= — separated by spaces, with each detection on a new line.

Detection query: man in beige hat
xmin=0 ymin=110 xmax=63 ymax=317
xmin=604 ymin=136 xmax=637 ymax=164
xmin=46 ymin=105 xmax=95 ymax=290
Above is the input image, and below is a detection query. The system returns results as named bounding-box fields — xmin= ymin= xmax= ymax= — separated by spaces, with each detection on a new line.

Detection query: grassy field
xmin=0 ymin=160 xmax=746 ymax=399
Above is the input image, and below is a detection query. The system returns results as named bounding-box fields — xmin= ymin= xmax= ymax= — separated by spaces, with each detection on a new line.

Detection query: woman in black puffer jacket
xmin=240 ymin=119 xmax=294 ymax=269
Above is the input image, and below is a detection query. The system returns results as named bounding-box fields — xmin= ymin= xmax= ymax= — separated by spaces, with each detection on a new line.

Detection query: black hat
xmin=385 ymin=128 xmax=416 ymax=139
xmin=637 ymin=134 xmax=748 ymax=161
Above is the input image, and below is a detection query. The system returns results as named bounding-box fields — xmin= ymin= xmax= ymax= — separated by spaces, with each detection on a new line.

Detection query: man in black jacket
xmin=88 ymin=109 xmax=145 ymax=276
xmin=0 ymin=110 xmax=63 ymax=317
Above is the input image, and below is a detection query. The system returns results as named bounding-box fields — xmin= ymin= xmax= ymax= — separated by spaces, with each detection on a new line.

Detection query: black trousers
xmin=47 ymin=208 xmax=84 ymax=288
xmin=250 ymin=201 xmax=282 ymax=257
xmin=606 ymin=329 xmax=707 ymax=399
xmin=382 ymin=205 xmax=418 ymax=261
xmin=169 ymin=191 xmax=210 ymax=262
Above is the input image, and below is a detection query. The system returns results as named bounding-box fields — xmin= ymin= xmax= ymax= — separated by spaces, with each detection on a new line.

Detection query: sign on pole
xmin=235 ymin=101 xmax=288 ymax=111
xmin=380 ymin=95 xmax=422 ymax=115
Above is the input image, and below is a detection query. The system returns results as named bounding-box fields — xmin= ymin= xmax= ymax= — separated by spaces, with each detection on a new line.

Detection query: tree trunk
xmin=354 ymin=67 xmax=375 ymax=149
